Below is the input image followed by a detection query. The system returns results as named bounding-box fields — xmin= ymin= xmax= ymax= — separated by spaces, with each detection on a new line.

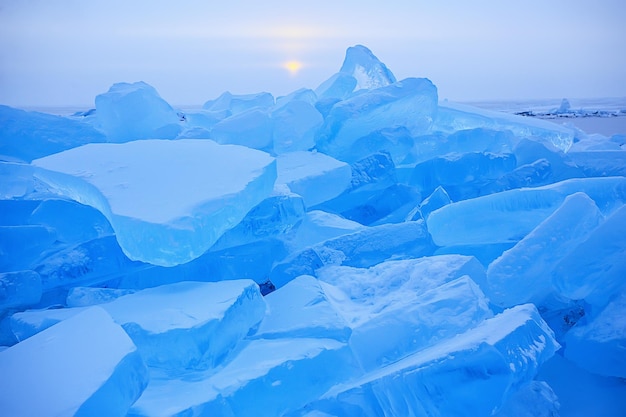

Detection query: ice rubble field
xmin=1 ymin=45 xmax=626 ymax=416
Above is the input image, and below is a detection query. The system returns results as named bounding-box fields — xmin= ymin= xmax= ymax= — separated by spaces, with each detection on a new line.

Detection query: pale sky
xmin=1 ymin=0 xmax=624 ymax=107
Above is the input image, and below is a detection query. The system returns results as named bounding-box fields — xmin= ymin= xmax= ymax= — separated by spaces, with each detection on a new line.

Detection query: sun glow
xmin=284 ymin=60 xmax=303 ymax=75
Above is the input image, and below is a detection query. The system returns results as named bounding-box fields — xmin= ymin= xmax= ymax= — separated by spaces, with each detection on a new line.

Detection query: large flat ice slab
xmin=32 ymin=139 xmax=277 ymax=266
xmin=0 ymin=307 xmax=148 ymax=417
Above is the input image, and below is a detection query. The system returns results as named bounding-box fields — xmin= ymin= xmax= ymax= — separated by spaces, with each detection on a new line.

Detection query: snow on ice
xmin=1 ymin=44 xmax=625 ymax=416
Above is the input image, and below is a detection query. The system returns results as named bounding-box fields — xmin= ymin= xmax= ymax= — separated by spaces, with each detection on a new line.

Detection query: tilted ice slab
xmin=209 ymin=186 xmax=305 ymax=251
xmin=339 ymin=44 xmax=397 ymax=91
xmin=486 ymin=192 xmax=604 ymax=308
xmin=0 ymin=105 xmax=107 ymax=162
xmin=0 ymin=307 xmax=148 ymax=417
xmin=408 ymin=151 xmax=517 ymax=201
xmin=0 ymin=271 xmax=41 ymax=312
xmin=271 ymin=99 xmax=323 ymax=154
xmin=276 ymin=151 xmax=352 ymax=207
xmin=32 ymin=139 xmax=277 ymax=266
xmin=203 ymin=91 xmax=275 ymax=115
xmin=210 ymin=108 xmax=274 ymax=151
xmin=564 ymin=289 xmax=626 ymax=378
xmin=0 ymin=161 xmax=35 ymax=199
xmin=315 ymin=44 xmax=395 ymax=101
xmin=427 ymin=176 xmax=626 ymax=247
xmin=252 ymin=275 xmax=351 ymax=341
xmin=95 ymin=81 xmax=182 ymax=142
xmin=283 ymin=209 xmax=365 ymax=252
xmin=270 ymin=220 xmax=436 ymax=288
xmin=435 ymin=101 xmax=576 ymax=152
xmin=348 ymin=276 xmax=493 ymax=372
xmin=492 ymin=381 xmax=560 ymax=417
xmin=12 ymin=280 xmax=266 ymax=370
xmin=303 ymin=304 xmax=559 ymax=417
xmin=316 ymin=77 xmax=438 ymax=161
xmin=316 ymin=255 xmax=488 ymax=327
xmin=129 ymin=337 xmax=358 ymax=417
xmin=552 ymin=203 xmax=626 ymax=309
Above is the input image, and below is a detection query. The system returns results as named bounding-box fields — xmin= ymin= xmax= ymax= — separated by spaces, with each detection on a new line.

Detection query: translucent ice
xmin=0 ymin=307 xmax=148 ymax=417
xmin=302 ymin=304 xmax=558 ymax=417
xmin=33 ymin=235 xmax=139 ymax=297
xmin=129 ymin=337 xmax=358 ymax=417
xmin=283 ymin=210 xmax=365 ymax=252
xmin=316 ymin=255 xmax=488 ymax=326
xmin=315 ymin=152 xmax=398 ymax=215
xmin=564 ymin=290 xmax=626 ymax=378
xmin=348 ymin=276 xmax=493 ymax=371
xmin=66 ymin=287 xmax=137 ymax=308
xmin=13 ymin=280 xmax=266 ymax=370
xmin=487 ymin=192 xmax=603 ymax=308
xmin=315 ymin=73 xmax=357 ymax=101
xmin=341 ymin=126 xmax=415 ymax=164
xmin=418 ymin=186 xmax=451 ymax=220
xmin=210 ymin=108 xmax=273 ymax=151
xmin=203 ymin=91 xmax=275 ymax=115
xmin=0 ymin=162 xmax=35 ymax=198
xmin=271 ymin=99 xmax=323 ymax=154
xmin=341 ymin=183 xmax=421 ymax=225
xmin=252 ymin=275 xmax=351 ymax=341
xmin=0 ymin=105 xmax=106 ymax=162
xmin=552 ymin=203 xmax=626 ymax=309
xmin=0 ymin=271 xmax=41 ymax=311
xmin=32 ymin=139 xmax=277 ymax=266
xmin=0 ymin=225 xmax=56 ymax=272
xmin=339 ymin=44 xmax=397 ymax=91
xmin=410 ymin=128 xmax=516 ymax=165
xmin=105 ymin=280 xmax=266 ymax=370
xmin=427 ymin=177 xmax=626 ymax=247
xmin=316 ymin=78 xmax=438 ymax=161
xmin=435 ymin=101 xmax=576 ymax=152
xmin=209 ymin=188 xmax=305 ymax=251
xmin=480 ymin=158 xmax=553 ymax=195
xmin=409 ymin=151 xmax=517 ymax=201
xmin=315 ymin=44 xmax=396 ymax=102
xmin=566 ymin=150 xmax=626 ymax=177
xmin=493 ymin=381 xmax=560 ymax=417
xmin=95 ymin=81 xmax=182 ymax=142
xmin=276 ymin=151 xmax=351 ymax=207
xmin=270 ymin=220 xmax=435 ymax=288
xmin=29 ymin=199 xmax=114 ymax=245
xmin=274 ymin=88 xmax=317 ymax=109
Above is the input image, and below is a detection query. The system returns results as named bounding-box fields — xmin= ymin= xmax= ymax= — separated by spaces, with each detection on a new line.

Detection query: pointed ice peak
xmin=339 ymin=45 xmax=397 ymax=91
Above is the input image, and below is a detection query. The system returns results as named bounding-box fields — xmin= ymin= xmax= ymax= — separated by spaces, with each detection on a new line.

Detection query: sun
xmin=284 ymin=60 xmax=303 ymax=75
